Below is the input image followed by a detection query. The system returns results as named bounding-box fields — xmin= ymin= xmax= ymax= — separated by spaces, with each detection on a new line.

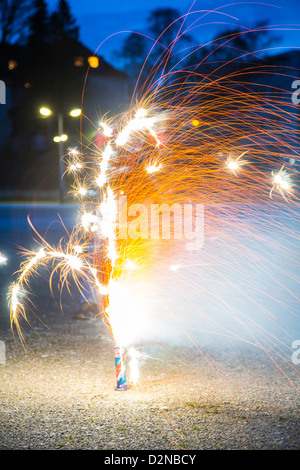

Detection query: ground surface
xmin=0 ymin=301 xmax=299 ymax=451
xmin=0 ymin=203 xmax=299 ymax=452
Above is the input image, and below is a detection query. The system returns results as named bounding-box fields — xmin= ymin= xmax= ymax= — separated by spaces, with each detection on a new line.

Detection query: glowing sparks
xmin=66 ymin=254 xmax=83 ymax=271
xmin=146 ymin=162 xmax=162 ymax=174
xmin=124 ymin=260 xmax=137 ymax=271
xmin=100 ymin=187 xmax=118 ymax=266
xmin=10 ymin=283 xmax=21 ymax=321
xmin=81 ymin=212 xmax=99 ymax=232
xmin=77 ymin=187 xmax=87 ymax=197
xmin=7 ymin=20 xmax=300 ymax=395
xmin=170 ymin=264 xmax=181 ymax=272
xmin=96 ymin=143 xmax=114 ymax=187
xmin=105 ymin=279 xmax=150 ymax=347
xmin=127 ymin=347 xmax=141 ymax=385
xmin=99 ymin=121 xmax=113 ymax=137
xmin=226 ymin=151 xmax=248 ymax=175
xmin=8 ymin=246 xmax=107 ymax=331
xmin=115 ymin=108 xmax=160 ymax=146
xmin=270 ymin=167 xmax=292 ymax=199
xmin=19 ymin=248 xmax=46 ymax=284
xmin=69 ymin=162 xmax=82 ymax=172
xmin=0 ymin=253 xmax=7 ymax=264
xmin=227 ymin=160 xmax=239 ymax=172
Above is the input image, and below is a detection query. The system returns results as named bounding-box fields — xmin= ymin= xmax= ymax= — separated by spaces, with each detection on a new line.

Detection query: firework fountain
xmin=8 ymin=10 xmax=300 ymax=391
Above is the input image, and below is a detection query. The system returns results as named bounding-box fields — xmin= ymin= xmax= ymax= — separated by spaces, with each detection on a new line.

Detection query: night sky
xmin=47 ymin=0 xmax=300 ymax=65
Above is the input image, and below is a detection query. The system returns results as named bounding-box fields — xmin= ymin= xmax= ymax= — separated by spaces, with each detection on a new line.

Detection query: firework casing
xmin=114 ymin=346 xmax=127 ymax=390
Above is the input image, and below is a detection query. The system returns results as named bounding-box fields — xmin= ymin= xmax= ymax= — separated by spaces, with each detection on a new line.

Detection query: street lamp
xmin=39 ymin=107 xmax=81 ymax=202
xmin=69 ymin=109 xmax=81 ymax=118
xmin=53 ymin=134 xmax=68 ymax=143
xmin=39 ymin=107 xmax=52 ymax=117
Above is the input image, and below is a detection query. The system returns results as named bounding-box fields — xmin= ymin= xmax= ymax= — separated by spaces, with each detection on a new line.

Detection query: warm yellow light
xmin=8 ymin=59 xmax=18 ymax=70
xmin=53 ymin=134 xmax=68 ymax=143
xmin=40 ymin=107 xmax=52 ymax=117
xmin=192 ymin=119 xmax=200 ymax=126
xmin=88 ymin=56 xmax=99 ymax=68
xmin=70 ymin=109 xmax=81 ymax=117
xmin=74 ymin=56 xmax=84 ymax=67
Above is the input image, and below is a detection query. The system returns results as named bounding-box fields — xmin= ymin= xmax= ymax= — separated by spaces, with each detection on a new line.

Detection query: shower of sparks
xmin=270 ymin=166 xmax=292 ymax=200
xmin=7 ymin=12 xmax=300 ymax=390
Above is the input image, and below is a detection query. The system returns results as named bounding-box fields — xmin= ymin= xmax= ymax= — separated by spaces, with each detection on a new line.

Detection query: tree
xmin=0 ymin=0 xmax=33 ymax=46
xmin=27 ymin=0 xmax=49 ymax=50
xmin=117 ymin=33 xmax=148 ymax=77
xmin=49 ymin=0 xmax=79 ymax=43
xmin=147 ymin=7 xmax=192 ymax=53
xmin=203 ymin=21 xmax=278 ymax=65
xmin=117 ymin=7 xmax=193 ymax=84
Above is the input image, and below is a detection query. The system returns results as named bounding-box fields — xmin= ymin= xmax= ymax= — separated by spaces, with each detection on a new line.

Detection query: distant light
xmin=192 ymin=119 xmax=200 ymax=126
xmin=70 ymin=109 xmax=81 ymax=118
xmin=54 ymin=134 xmax=68 ymax=143
xmin=8 ymin=59 xmax=18 ymax=70
xmin=88 ymin=56 xmax=99 ymax=68
xmin=40 ymin=107 xmax=52 ymax=117
xmin=74 ymin=56 xmax=84 ymax=67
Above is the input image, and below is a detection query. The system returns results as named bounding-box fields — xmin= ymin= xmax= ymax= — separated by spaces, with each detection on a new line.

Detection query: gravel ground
xmin=0 ymin=298 xmax=299 ymax=452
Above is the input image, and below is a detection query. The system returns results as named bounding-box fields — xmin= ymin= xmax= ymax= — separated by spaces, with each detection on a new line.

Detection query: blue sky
xmin=47 ymin=0 xmax=300 ymax=65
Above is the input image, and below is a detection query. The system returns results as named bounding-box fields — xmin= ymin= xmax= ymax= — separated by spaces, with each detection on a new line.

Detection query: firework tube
xmin=114 ymin=346 xmax=127 ymax=390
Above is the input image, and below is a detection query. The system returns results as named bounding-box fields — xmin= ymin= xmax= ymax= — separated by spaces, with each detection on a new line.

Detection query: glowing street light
xmin=53 ymin=134 xmax=68 ymax=143
xmin=39 ymin=107 xmax=52 ymax=117
xmin=39 ymin=106 xmax=81 ymax=201
xmin=69 ymin=109 xmax=81 ymax=118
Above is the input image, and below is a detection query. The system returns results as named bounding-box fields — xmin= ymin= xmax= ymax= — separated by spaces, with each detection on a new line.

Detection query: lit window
xmin=8 ymin=59 xmax=18 ymax=70
xmin=88 ymin=56 xmax=99 ymax=69
xmin=74 ymin=56 xmax=84 ymax=67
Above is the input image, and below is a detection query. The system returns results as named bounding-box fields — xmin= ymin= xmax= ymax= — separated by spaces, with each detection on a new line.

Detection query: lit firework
xmin=8 ymin=13 xmax=300 ymax=391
